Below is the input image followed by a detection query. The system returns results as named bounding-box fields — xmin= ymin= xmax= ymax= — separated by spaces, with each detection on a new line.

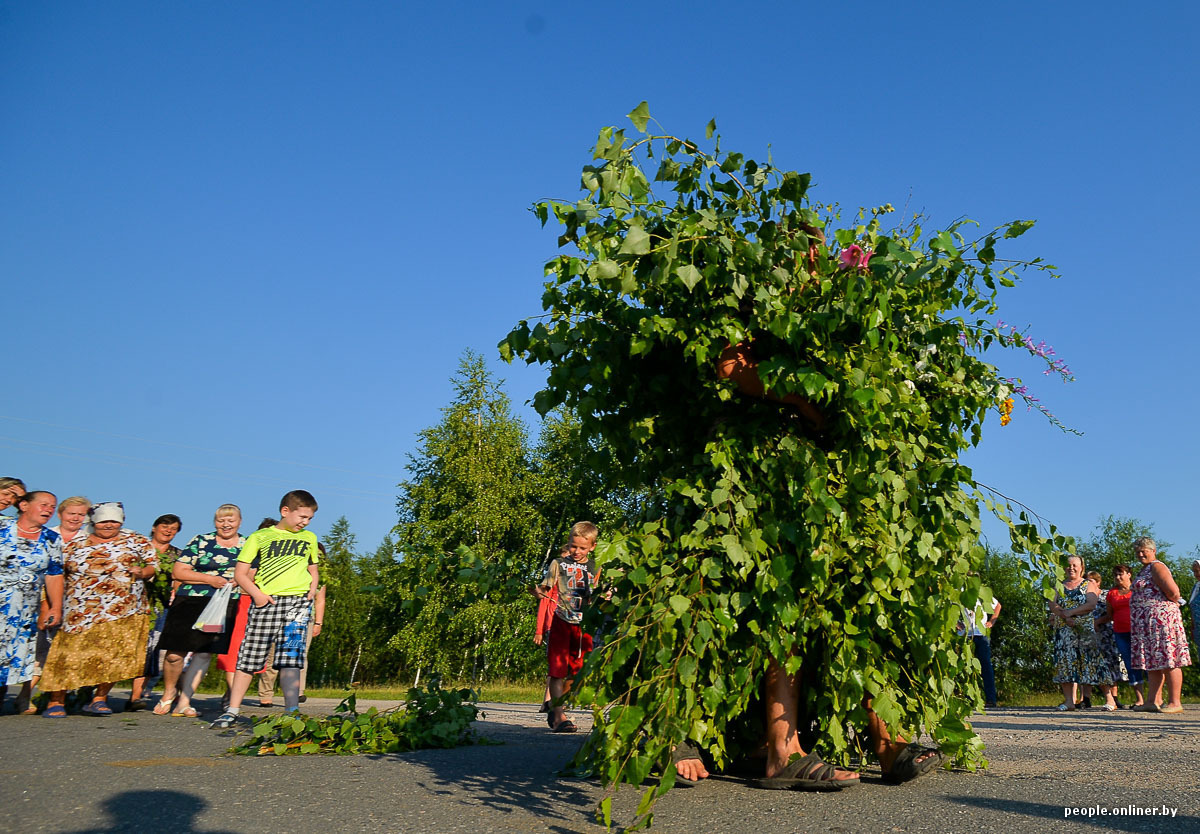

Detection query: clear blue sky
xmin=3 ymin=2 xmax=1197 ymax=559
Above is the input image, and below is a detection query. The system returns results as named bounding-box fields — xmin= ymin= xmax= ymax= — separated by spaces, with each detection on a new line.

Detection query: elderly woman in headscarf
xmin=1048 ymin=554 xmax=1111 ymax=711
xmin=0 ymin=491 xmax=64 ymax=710
xmin=39 ymin=502 xmax=156 ymax=717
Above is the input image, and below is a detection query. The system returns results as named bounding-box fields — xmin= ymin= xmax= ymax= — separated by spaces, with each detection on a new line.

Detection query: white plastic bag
xmin=192 ymin=582 xmax=233 ymax=633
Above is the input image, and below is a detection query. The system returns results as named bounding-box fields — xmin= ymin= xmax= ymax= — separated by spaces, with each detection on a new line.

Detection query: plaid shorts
xmin=236 ymin=595 xmax=311 ymax=672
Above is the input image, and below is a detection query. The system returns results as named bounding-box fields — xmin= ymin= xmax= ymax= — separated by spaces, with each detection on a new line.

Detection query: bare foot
xmin=675 ymin=756 xmax=710 ymax=782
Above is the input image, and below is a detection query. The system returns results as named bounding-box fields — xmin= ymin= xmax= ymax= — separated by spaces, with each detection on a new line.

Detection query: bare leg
xmin=129 ymin=676 xmax=146 ymax=701
xmin=226 ymin=670 xmax=253 ymax=711
xmin=548 ymin=676 xmax=570 ymax=728
xmin=1131 ymin=680 xmax=1145 ymax=706
xmin=863 ymin=698 xmax=939 ymax=773
xmin=1162 ymin=668 xmax=1183 ymax=710
xmin=1059 ymin=682 xmax=1076 ymax=708
xmin=173 ymin=652 xmax=212 ymax=713
xmin=160 ymin=652 xmax=185 ymax=703
xmin=1145 ymin=671 xmax=1165 ymax=707
xmin=93 ymin=682 xmax=114 ymax=704
xmin=1104 ymin=684 xmax=1118 ymax=708
xmin=1080 ymin=683 xmax=1093 ymax=705
xmin=764 ymin=658 xmax=857 ymax=781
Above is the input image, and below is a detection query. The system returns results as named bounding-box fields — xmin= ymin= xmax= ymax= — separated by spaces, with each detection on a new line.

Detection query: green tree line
xmin=304 ymin=350 xmax=644 ymax=687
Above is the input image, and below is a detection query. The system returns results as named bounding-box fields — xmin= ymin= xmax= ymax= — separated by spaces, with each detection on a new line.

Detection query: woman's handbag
xmin=192 ymin=582 xmax=234 ymax=633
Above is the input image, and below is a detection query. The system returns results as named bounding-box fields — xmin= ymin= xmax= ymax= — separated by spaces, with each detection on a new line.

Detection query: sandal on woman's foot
xmin=1134 ymin=703 xmax=1161 ymax=713
xmin=1055 ymin=703 xmax=1075 ymax=712
xmin=551 ymin=719 xmax=578 ymax=733
xmin=172 ymin=707 xmax=199 ymax=718
xmin=754 ymin=752 xmax=860 ymax=791
xmin=1159 ymin=705 xmax=1184 ymax=714
xmin=81 ymin=700 xmax=113 ymax=716
xmin=42 ymin=705 xmax=67 ymax=718
xmin=1099 ymin=703 xmax=1116 ymax=711
xmin=881 ymin=744 xmax=943 ymax=784
xmin=538 ymin=699 xmax=551 ymax=714
xmin=152 ymin=697 xmax=176 ymax=716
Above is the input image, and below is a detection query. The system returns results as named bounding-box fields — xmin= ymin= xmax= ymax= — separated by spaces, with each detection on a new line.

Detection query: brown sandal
xmin=754 ymin=752 xmax=860 ymax=791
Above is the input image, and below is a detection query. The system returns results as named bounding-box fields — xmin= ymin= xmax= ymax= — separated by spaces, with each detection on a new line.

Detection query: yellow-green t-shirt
xmin=237 ymin=526 xmax=320 ymax=597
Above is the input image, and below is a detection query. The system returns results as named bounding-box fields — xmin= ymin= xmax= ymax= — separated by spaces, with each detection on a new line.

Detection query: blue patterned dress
xmin=0 ymin=518 xmax=64 ymax=685
xmin=1051 ymin=583 xmax=1112 ymax=686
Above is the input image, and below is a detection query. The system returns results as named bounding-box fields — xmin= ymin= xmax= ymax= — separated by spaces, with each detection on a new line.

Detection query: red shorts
xmin=547 ymin=616 xmax=593 ymax=679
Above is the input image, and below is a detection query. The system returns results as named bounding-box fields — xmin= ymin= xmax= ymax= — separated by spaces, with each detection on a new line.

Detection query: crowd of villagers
xmin=0 ymin=478 xmax=327 ymax=721
xmin=1049 ymin=544 xmax=1197 ymax=714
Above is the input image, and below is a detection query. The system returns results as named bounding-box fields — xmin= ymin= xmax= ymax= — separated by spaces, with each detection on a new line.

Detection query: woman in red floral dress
xmin=1129 ymin=536 xmax=1190 ymax=714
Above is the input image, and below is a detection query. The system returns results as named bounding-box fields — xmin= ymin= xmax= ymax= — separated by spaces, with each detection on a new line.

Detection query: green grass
xmin=297 ymin=680 xmax=545 ymax=704
xmin=187 ymin=677 xmax=546 ymax=704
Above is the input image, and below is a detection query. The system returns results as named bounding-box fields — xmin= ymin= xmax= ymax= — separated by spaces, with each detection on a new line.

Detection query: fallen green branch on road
xmin=230 ymin=678 xmax=482 ymax=756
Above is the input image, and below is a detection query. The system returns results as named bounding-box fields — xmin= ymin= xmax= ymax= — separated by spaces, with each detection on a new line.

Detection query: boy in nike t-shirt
xmin=211 ymin=490 xmax=320 ymax=728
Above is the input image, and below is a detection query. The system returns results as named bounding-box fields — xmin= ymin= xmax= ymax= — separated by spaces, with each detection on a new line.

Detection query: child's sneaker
xmin=210 ymin=712 xmax=238 ymax=729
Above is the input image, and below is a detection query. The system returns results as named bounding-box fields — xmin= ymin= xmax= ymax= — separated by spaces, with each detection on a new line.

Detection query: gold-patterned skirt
xmin=39 ymin=614 xmax=151 ymax=691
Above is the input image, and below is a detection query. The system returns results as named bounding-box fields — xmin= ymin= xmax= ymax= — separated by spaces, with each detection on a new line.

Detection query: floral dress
xmin=0 ymin=518 xmax=63 ymax=685
xmin=158 ymin=532 xmax=246 ymax=655
xmin=39 ymin=531 xmax=156 ymax=690
xmin=1092 ymin=590 xmax=1129 ymax=683
xmin=174 ymin=533 xmax=245 ymax=598
xmin=1130 ymin=562 xmax=1191 ymax=672
xmin=1051 ymin=583 xmax=1112 ymax=685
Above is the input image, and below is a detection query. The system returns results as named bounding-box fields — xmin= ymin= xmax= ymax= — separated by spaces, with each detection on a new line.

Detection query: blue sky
xmin=3 ymin=2 xmax=1197 ymax=560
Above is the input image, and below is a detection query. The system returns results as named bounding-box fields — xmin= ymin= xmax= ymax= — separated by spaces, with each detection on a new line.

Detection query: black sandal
xmin=754 ymin=752 xmax=860 ymax=791
xmin=552 ymin=719 xmax=578 ymax=733
xmin=881 ymin=744 xmax=943 ymax=784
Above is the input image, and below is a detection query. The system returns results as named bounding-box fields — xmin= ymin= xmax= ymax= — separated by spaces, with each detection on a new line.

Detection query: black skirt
xmin=157 ymin=593 xmax=240 ymax=655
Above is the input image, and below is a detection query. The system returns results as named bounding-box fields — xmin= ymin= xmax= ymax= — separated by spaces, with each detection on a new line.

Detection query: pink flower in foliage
xmin=839 ymin=244 xmax=873 ymax=270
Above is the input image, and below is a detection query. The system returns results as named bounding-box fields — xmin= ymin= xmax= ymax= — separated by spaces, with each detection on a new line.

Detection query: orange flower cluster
xmin=999 ymin=397 xmax=1014 ymax=426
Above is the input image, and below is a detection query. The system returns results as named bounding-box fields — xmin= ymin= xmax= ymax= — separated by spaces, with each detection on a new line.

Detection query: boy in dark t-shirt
xmin=532 ymin=521 xmax=599 ymax=733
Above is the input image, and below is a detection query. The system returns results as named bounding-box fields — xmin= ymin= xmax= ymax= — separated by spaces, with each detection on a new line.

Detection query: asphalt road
xmin=1 ymin=693 xmax=1196 ymax=833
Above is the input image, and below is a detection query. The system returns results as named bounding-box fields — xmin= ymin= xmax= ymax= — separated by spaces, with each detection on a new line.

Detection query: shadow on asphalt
xmin=62 ymin=790 xmax=238 ymax=833
xmin=368 ymin=719 xmax=602 ymax=829
xmin=946 ymin=795 xmax=1197 ymax=831
xmin=975 ymin=719 xmax=1193 ymax=733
